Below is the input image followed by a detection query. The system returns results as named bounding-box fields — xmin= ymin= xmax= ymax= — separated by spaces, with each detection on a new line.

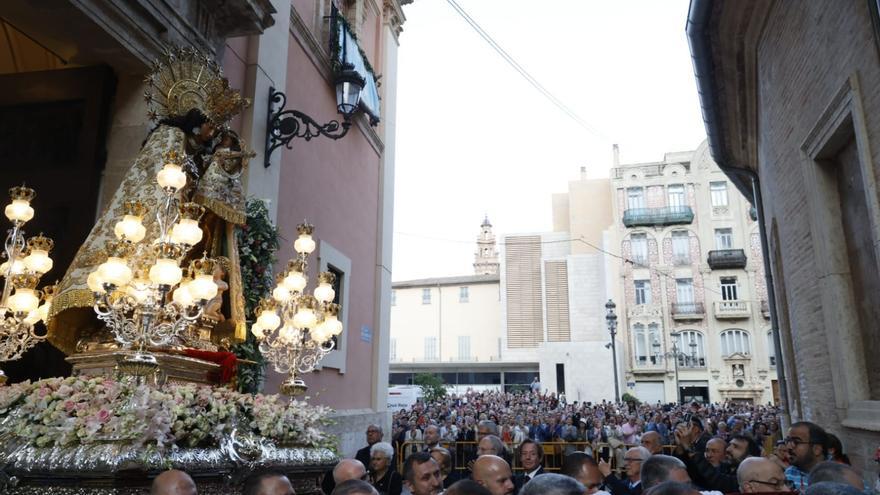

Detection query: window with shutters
xmin=634 ymin=279 xmax=651 ymax=305
xmin=720 ymin=329 xmax=750 ymax=356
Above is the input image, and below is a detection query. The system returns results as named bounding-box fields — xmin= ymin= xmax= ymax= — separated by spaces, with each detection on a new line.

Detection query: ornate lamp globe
xmin=334 ymin=65 xmax=365 ymax=118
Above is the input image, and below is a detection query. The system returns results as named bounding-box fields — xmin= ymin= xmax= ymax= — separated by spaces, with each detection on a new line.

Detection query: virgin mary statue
xmin=47 ymin=47 xmax=251 ymax=356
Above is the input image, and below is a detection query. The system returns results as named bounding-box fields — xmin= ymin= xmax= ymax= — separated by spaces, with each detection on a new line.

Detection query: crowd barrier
xmin=394 ymin=441 xmax=677 ymax=475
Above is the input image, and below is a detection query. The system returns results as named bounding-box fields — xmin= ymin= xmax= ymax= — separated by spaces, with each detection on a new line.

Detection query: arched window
xmin=720 ymin=329 xmax=751 ymax=357
xmin=633 ymin=324 xmax=647 ymax=366
xmin=676 ymin=331 xmax=706 ymax=368
xmin=767 ymin=331 xmax=776 ymax=367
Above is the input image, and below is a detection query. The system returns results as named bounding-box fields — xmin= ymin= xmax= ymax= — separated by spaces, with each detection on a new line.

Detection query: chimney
xmin=613 ymin=144 xmax=620 ymax=167
xmin=580 ymin=166 xmax=587 ymax=180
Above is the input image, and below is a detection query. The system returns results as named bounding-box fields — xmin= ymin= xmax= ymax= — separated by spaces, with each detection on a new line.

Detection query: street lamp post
xmin=605 ymin=299 xmax=620 ymax=403
xmin=654 ymin=332 xmax=686 ymax=404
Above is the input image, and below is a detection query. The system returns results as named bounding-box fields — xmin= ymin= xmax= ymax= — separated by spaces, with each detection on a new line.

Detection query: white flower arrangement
xmin=0 ymin=376 xmax=334 ymax=450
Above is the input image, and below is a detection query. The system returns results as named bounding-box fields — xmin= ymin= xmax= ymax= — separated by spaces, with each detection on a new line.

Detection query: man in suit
xmin=598 ymin=446 xmax=650 ymax=495
xmin=514 ymin=439 xmax=545 ymax=491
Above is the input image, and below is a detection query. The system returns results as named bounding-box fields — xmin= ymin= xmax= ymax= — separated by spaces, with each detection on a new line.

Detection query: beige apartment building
xmin=611 ymin=141 xmax=778 ymax=404
xmin=389 ymin=219 xmax=539 ymax=393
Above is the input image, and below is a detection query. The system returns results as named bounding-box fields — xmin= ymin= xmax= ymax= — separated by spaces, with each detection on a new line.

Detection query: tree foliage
xmin=413 ymin=373 xmax=447 ymax=403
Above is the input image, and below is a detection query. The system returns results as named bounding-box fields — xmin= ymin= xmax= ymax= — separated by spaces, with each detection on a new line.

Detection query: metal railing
xmin=714 ymin=300 xmax=751 ymax=319
xmin=394 ymin=440 xmax=676 ymax=476
xmin=671 ymin=302 xmax=705 ymax=319
xmin=623 ymin=206 xmax=694 ymax=227
xmin=707 ymin=249 xmax=747 ymax=269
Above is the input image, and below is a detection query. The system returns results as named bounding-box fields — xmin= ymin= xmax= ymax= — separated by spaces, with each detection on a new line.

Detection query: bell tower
xmin=474 ymin=216 xmax=499 ymax=275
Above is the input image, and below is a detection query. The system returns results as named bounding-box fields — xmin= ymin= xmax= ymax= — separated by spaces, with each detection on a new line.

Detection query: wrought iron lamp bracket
xmin=265 ymin=87 xmax=352 ymax=168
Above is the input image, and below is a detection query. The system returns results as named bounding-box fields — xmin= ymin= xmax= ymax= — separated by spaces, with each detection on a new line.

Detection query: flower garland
xmin=0 ymin=376 xmax=333 ymax=450
xmin=233 ymin=199 xmax=280 ymax=394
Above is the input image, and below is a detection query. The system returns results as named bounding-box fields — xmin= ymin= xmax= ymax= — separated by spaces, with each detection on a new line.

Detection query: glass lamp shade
xmin=314 ymin=282 xmax=335 ymax=304
xmin=272 ymin=285 xmax=292 ymax=303
xmin=9 ymin=288 xmax=39 ymax=314
xmin=23 ymin=308 xmax=41 ymax=325
xmin=282 ymin=271 xmax=307 ymax=292
xmin=335 ymin=69 xmax=364 ymax=117
xmin=188 ymin=274 xmax=218 ymax=301
xmin=323 ymin=314 xmax=343 ymax=335
xmin=256 ymin=310 xmax=281 ymax=332
xmin=172 ymin=282 xmax=194 ymax=307
xmin=5 ymin=199 xmax=34 ymax=223
xmin=36 ymin=301 xmax=49 ymax=322
xmin=293 ymin=233 xmax=316 ymax=255
xmin=149 ymin=258 xmax=183 ymax=286
xmin=311 ymin=325 xmax=330 ymax=344
xmin=170 ymin=219 xmax=203 ymax=246
xmin=157 ymin=163 xmax=187 ymax=191
xmin=279 ymin=324 xmax=299 ymax=345
xmin=23 ymin=249 xmax=53 ymax=274
xmin=98 ymin=257 xmax=133 ymax=287
xmin=114 ymin=215 xmax=146 ymax=243
xmin=87 ymin=270 xmax=106 ymax=294
xmin=292 ymin=307 xmax=317 ymax=329
xmin=0 ymin=259 xmax=26 ymax=277
xmin=250 ymin=322 xmax=266 ymax=339
xmin=126 ymin=278 xmax=152 ymax=303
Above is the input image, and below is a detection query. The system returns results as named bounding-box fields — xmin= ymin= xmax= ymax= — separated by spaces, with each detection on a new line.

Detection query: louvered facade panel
xmin=505 ymin=236 xmax=544 ymax=347
xmin=545 ymin=260 xmax=571 ymax=342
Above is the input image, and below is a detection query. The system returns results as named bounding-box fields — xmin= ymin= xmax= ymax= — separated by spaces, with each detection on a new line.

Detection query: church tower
xmin=474 ymin=216 xmax=500 ymax=275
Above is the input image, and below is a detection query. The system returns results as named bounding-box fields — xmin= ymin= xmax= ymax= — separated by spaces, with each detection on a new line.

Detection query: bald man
xmin=737 ymin=457 xmax=790 ymax=493
xmin=333 ymin=459 xmax=367 ymax=484
xmin=640 ymin=431 xmax=663 ymax=455
xmin=472 ymin=455 xmax=515 ymax=495
xmin=151 ymin=470 xmax=197 ymax=495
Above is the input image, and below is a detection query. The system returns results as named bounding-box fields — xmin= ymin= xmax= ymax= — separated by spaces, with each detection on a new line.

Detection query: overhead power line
xmin=445 ymin=0 xmax=611 ymax=142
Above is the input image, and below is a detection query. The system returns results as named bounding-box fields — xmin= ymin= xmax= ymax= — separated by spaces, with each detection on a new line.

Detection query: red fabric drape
xmin=182 ymin=349 xmax=238 ymax=383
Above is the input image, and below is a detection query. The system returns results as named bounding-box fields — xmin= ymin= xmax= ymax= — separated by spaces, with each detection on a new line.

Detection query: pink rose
xmin=98 ymin=409 xmax=111 ymax=423
xmin=64 ymin=401 xmax=76 ymax=412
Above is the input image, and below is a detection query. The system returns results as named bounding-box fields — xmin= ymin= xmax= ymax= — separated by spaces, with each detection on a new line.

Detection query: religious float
xmin=0 ymin=47 xmax=344 ymax=494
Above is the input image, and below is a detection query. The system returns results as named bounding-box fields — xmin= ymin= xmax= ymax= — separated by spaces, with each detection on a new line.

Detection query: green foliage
xmin=621 ymin=392 xmax=641 ymax=405
xmin=232 ymin=199 xmax=280 ymax=394
xmin=413 ymin=373 xmax=447 ymax=403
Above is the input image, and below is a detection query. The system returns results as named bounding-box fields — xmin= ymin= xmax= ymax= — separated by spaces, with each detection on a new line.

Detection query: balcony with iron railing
xmin=678 ymin=355 xmax=707 ymax=368
xmin=623 ymin=206 xmax=694 ymax=227
xmin=714 ymin=300 xmax=751 ymax=319
xmin=707 ymin=249 xmax=747 ymax=269
xmin=671 ymin=302 xmax=705 ymax=320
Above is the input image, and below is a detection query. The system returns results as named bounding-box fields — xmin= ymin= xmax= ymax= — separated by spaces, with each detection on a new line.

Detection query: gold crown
xmin=154 ymin=242 xmax=185 ymax=260
xmin=27 ymin=233 xmax=53 ymax=253
xmin=190 ymin=255 xmax=216 ymax=276
xmin=257 ymin=297 xmax=278 ymax=313
xmin=317 ymin=271 xmax=336 ymax=285
xmin=11 ymin=273 xmax=39 ymax=290
xmin=164 ymin=149 xmax=184 ymax=167
xmin=41 ymin=283 xmax=57 ymax=300
xmin=144 ymin=46 xmax=248 ymax=125
xmin=286 ymin=259 xmax=306 ymax=274
xmin=123 ymin=200 xmax=147 ymax=217
xmin=296 ymin=223 xmax=315 ymax=236
xmin=9 ymin=185 xmax=35 ymax=202
xmin=106 ymin=240 xmax=136 ymax=259
xmin=205 ymin=77 xmax=251 ymax=125
xmin=179 ymin=202 xmax=205 ymax=221
xmin=324 ymin=302 xmax=340 ymax=317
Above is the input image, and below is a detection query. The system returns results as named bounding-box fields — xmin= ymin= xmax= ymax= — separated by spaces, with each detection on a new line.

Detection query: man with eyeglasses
xmin=783 ymin=422 xmax=829 ymax=491
xmin=597 ymin=446 xmax=651 ymax=495
xmin=737 ymin=457 xmax=792 ymax=493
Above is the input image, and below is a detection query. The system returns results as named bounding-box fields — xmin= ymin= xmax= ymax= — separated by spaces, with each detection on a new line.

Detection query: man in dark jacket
xmin=598 ymin=446 xmax=650 ymax=495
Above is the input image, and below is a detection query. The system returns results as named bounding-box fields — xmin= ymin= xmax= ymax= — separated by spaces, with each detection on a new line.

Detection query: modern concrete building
xmin=610 ymin=142 xmax=778 ymax=405
xmin=0 ymin=0 xmax=410 ymax=457
xmin=687 ymin=0 xmax=880 ymax=479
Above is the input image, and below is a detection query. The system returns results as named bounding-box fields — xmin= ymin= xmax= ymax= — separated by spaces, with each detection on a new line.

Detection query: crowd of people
xmin=146 ymin=388 xmax=880 ymax=495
